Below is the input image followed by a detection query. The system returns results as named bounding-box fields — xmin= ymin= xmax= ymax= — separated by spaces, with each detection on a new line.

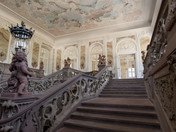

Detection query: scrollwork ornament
xmin=167 ymin=52 xmax=176 ymax=84
xmin=166 ymin=0 xmax=176 ymax=31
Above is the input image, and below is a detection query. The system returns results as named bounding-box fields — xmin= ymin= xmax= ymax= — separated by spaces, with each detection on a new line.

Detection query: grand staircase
xmin=56 ymin=79 xmax=161 ymax=132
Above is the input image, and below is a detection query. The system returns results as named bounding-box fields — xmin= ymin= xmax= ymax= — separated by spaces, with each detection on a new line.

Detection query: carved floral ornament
xmin=154 ymin=74 xmax=176 ymax=131
xmin=167 ymin=51 xmax=176 ymax=81
xmin=152 ymin=51 xmax=176 ymax=132
xmin=165 ymin=0 xmax=176 ymax=31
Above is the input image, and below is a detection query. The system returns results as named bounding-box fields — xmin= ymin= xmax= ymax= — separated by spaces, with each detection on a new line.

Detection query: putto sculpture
xmin=64 ymin=57 xmax=71 ymax=68
xmin=1 ymin=21 xmax=34 ymax=97
xmin=98 ymin=54 xmax=106 ymax=66
xmin=98 ymin=54 xmax=106 ymax=71
xmin=5 ymin=51 xmax=32 ymax=94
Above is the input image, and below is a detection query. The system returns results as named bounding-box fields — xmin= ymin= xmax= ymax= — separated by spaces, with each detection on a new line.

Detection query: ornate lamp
xmin=1 ymin=21 xmax=35 ymax=97
xmin=9 ymin=21 xmax=34 ymax=53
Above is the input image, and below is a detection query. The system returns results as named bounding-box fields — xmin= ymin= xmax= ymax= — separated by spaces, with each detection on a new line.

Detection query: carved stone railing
xmin=0 ymin=68 xmax=83 ymax=95
xmin=143 ymin=1 xmax=176 ymax=132
xmin=0 ymin=66 xmax=110 ymax=132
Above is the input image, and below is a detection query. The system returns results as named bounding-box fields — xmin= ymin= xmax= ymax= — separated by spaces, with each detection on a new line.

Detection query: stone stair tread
xmin=77 ymin=106 xmax=157 ymax=115
xmin=99 ymin=96 xmax=147 ymax=98
xmin=101 ymin=91 xmax=146 ymax=93
xmin=56 ymin=127 xmax=86 ymax=132
xmin=101 ymin=91 xmax=146 ymax=94
xmin=105 ymin=86 xmax=145 ymax=88
xmin=106 ymin=85 xmax=145 ymax=87
xmin=109 ymin=82 xmax=144 ymax=85
xmin=99 ymin=94 xmax=147 ymax=97
xmin=56 ymin=79 xmax=161 ymax=132
xmin=84 ymin=97 xmax=153 ymax=106
xmin=103 ymin=89 xmax=146 ymax=91
xmin=99 ymin=93 xmax=147 ymax=95
xmin=71 ymin=112 xmax=160 ymax=125
xmin=64 ymin=119 xmax=161 ymax=132
xmin=81 ymin=102 xmax=155 ymax=110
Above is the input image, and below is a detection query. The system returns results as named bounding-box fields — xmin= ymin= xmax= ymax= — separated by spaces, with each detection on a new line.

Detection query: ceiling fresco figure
xmin=0 ymin=0 xmax=143 ymax=36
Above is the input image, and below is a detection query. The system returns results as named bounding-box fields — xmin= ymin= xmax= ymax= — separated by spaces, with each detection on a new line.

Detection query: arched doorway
xmin=90 ymin=43 xmax=103 ymax=71
xmin=116 ymin=39 xmax=137 ymax=79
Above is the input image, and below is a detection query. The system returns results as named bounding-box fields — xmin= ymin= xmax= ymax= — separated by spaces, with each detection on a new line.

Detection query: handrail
xmin=143 ymin=1 xmax=176 ymax=132
xmin=0 ymin=66 xmax=110 ymax=132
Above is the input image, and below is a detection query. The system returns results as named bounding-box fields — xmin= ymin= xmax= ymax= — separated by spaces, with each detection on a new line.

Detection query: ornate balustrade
xmin=0 ymin=68 xmax=83 ymax=95
xmin=27 ymin=68 xmax=83 ymax=95
xmin=143 ymin=0 xmax=176 ymax=132
xmin=0 ymin=66 xmax=110 ymax=132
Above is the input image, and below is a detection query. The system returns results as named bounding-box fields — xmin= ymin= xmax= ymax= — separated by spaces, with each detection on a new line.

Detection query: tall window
xmin=91 ymin=44 xmax=103 ymax=71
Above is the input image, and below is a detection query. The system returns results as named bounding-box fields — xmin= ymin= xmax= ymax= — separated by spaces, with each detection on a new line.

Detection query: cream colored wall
xmin=54 ymin=28 xmax=152 ymax=78
xmin=0 ymin=8 xmax=55 ymax=75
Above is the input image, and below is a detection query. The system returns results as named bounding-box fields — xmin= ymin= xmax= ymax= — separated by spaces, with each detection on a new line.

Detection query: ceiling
xmin=0 ymin=0 xmax=158 ymax=38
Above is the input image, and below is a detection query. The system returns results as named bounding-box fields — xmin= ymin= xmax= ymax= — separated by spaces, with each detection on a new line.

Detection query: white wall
xmin=54 ymin=27 xmax=152 ymax=78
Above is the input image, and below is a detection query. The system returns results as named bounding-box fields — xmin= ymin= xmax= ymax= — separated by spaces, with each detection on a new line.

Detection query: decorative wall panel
xmin=31 ymin=42 xmax=40 ymax=68
xmin=64 ymin=46 xmax=78 ymax=69
xmin=40 ymin=45 xmax=50 ymax=74
xmin=107 ymin=42 xmax=113 ymax=67
xmin=91 ymin=44 xmax=103 ymax=71
xmin=56 ymin=49 xmax=61 ymax=70
xmin=80 ymin=46 xmax=85 ymax=69
xmin=140 ymin=36 xmax=150 ymax=51
xmin=0 ymin=28 xmax=10 ymax=62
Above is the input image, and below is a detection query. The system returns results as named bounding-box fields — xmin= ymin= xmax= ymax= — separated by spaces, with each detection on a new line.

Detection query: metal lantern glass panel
xmin=9 ymin=21 xmax=34 ymax=54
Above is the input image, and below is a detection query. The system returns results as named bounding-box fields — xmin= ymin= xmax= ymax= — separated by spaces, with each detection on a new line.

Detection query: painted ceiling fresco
xmin=0 ymin=0 xmax=144 ymax=36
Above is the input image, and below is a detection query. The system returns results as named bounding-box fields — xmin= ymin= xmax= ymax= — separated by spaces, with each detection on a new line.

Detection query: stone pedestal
xmin=98 ymin=65 xmax=105 ymax=71
xmin=1 ymin=92 xmax=32 ymax=98
xmin=0 ymin=94 xmax=38 ymax=113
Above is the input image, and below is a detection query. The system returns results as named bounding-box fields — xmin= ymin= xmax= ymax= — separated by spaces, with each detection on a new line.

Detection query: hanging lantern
xmin=9 ymin=21 xmax=35 ymax=54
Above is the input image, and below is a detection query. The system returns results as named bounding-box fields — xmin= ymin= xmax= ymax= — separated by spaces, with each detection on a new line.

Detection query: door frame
xmin=115 ymin=38 xmax=138 ymax=79
xmin=119 ymin=54 xmax=136 ymax=79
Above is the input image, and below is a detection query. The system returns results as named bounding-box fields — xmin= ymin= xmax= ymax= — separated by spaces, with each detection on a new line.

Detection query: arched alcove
xmin=40 ymin=45 xmax=51 ymax=75
xmin=31 ymin=42 xmax=40 ymax=68
xmin=90 ymin=43 xmax=103 ymax=71
xmin=63 ymin=46 xmax=78 ymax=69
